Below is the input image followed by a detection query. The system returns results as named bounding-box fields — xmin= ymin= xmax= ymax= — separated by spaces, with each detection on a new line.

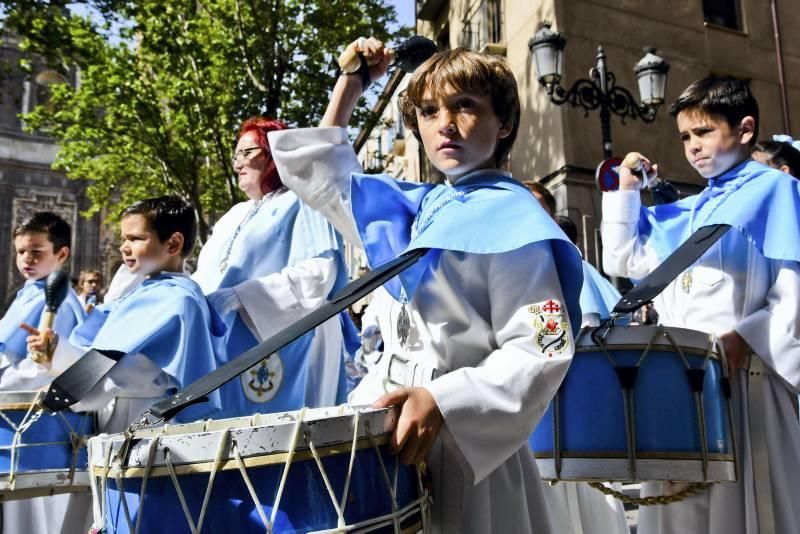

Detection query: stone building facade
xmin=371 ymin=0 xmax=800 ymax=269
xmin=0 ymin=35 xmax=104 ymax=309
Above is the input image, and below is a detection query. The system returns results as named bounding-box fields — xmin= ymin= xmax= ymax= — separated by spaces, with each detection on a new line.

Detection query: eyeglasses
xmin=232 ymin=146 xmax=262 ymax=166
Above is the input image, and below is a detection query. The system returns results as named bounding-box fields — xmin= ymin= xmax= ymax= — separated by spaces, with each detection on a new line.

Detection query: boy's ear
xmin=166 ymin=232 xmax=185 ymax=256
xmin=55 ymin=246 xmax=70 ymax=264
xmin=738 ymin=116 xmax=756 ymax=145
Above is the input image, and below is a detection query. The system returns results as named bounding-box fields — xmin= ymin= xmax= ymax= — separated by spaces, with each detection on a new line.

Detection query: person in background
xmin=524 ymin=180 xmax=556 ymax=217
xmin=76 ymin=269 xmax=103 ymax=312
xmin=751 ymin=135 xmax=800 ymax=178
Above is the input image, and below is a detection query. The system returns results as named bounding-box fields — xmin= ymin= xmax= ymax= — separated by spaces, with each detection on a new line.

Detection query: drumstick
xmin=621 ymin=152 xmax=656 ymax=188
xmin=30 ymin=270 xmax=70 ymax=364
xmin=338 ymin=36 xmax=438 ymax=74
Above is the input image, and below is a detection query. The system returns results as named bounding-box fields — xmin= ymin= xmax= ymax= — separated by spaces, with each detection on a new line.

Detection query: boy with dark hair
xmin=0 ymin=212 xmax=85 ymax=389
xmin=268 ymin=38 xmax=583 ymax=532
xmin=28 ymin=196 xmax=221 ymax=432
xmin=602 ymin=75 xmax=800 ymax=533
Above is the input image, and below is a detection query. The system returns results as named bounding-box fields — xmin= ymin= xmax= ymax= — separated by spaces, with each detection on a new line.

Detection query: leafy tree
xmin=1 ymin=0 xmax=405 ymax=241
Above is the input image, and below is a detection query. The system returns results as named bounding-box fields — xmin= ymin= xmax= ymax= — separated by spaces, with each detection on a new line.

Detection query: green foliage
xmin=2 ymin=0 xmax=407 ymax=240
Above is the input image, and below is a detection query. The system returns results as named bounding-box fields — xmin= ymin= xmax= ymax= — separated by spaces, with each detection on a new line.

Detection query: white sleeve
xmin=601 ymin=190 xmax=662 ymax=279
xmin=269 ymin=127 xmax=364 ymax=247
xmin=234 ymin=252 xmax=339 ymax=342
xmin=424 ymin=242 xmax=575 ymax=485
xmin=735 ymin=260 xmax=800 ymax=392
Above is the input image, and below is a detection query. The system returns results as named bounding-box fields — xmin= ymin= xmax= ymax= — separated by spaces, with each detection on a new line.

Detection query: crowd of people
xmin=1 ymin=36 xmax=799 ymax=534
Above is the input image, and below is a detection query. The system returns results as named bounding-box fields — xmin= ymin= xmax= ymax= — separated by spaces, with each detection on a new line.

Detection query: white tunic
xmin=269 ymin=127 xmax=578 ymax=533
xmin=193 ymin=190 xmax=344 ymax=409
xmin=602 ymin=190 xmax=800 ymax=534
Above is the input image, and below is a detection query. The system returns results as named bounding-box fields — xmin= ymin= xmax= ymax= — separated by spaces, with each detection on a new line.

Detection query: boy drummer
xmin=267 ymin=38 xmax=583 ymax=532
xmin=602 ymin=76 xmax=800 ymax=533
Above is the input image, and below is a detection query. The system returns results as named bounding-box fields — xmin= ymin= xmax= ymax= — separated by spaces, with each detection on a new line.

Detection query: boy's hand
xmin=372 ymin=386 xmax=444 ymax=465
xmin=341 ymin=37 xmax=393 ymax=85
xmin=21 ymin=323 xmax=57 ymax=364
xmin=719 ymin=330 xmax=752 ymax=376
xmin=619 ymin=152 xmax=658 ymax=191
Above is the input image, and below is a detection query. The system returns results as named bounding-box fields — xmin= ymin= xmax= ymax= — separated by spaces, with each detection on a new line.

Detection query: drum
xmin=530 ymin=325 xmax=736 ymax=483
xmin=88 ymin=405 xmax=430 ymax=533
xmin=0 ymin=390 xmax=95 ymax=500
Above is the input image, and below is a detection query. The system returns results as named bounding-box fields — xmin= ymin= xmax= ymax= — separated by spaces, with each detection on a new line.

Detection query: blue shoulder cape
xmin=69 ymin=274 xmax=224 ymax=421
xmin=349 ymin=171 xmax=583 ymax=336
xmin=639 ymin=160 xmax=800 ymax=262
xmin=580 ymin=260 xmax=621 ymax=320
xmin=0 ymin=280 xmax=85 ymax=364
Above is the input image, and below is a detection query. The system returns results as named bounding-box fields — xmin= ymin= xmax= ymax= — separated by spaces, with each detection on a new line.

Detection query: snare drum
xmin=88 ymin=406 xmax=430 ymax=533
xmin=0 ymin=390 xmax=95 ymax=500
xmin=530 ymin=325 xmax=736 ymax=483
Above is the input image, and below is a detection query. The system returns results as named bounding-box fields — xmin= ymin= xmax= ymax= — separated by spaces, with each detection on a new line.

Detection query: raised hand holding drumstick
xmin=24 ymin=269 xmax=70 ymax=365
xmin=619 ymin=151 xmax=659 ymax=191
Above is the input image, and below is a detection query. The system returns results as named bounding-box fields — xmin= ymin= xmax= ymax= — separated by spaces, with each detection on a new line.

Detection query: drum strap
xmin=146 ymin=248 xmax=430 ymax=421
xmin=747 ymin=356 xmax=776 ymax=534
xmin=612 ymin=224 xmax=731 ymax=314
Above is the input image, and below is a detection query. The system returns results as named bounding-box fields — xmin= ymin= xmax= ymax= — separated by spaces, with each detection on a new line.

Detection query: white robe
xmin=269 ymin=127 xmax=579 ymax=533
xmin=193 ymin=190 xmax=345 ymax=410
xmin=602 ymin=189 xmax=800 ymax=534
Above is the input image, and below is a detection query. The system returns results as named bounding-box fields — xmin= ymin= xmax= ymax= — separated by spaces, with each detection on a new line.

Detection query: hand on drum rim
xmin=372 ymin=386 xmax=444 ymax=465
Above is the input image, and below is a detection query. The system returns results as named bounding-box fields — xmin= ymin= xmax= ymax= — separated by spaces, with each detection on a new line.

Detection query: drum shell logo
xmin=241 ymin=353 xmax=284 ymax=402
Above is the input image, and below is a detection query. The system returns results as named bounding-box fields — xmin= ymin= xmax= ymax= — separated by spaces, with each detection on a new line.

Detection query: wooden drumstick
xmin=30 ymin=270 xmax=70 ymax=364
xmin=337 ymin=36 xmax=438 ymax=74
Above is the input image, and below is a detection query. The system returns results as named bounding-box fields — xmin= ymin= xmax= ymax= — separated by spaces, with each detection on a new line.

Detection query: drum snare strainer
xmin=89 ymin=405 xmax=430 ymax=533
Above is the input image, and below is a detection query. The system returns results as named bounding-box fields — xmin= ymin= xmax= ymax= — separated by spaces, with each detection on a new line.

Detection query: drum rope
xmin=2 ymin=391 xmax=45 ymax=487
xmin=364 ymin=420 xmax=401 ymax=534
xmin=306 ymin=432 xmax=347 ymax=527
xmin=588 ymin=480 xmax=713 ymax=506
xmin=232 ymin=440 xmax=271 ymax=530
xmin=339 ymin=410 xmax=362 ymax=520
xmin=195 ymin=429 xmax=231 ymax=533
xmin=165 ymin=447 xmax=202 ymax=532
xmin=114 ymin=471 xmax=135 ymax=531
xmin=269 ymin=407 xmax=307 ymax=529
xmin=134 ymin=434 xmax=163 ymax=534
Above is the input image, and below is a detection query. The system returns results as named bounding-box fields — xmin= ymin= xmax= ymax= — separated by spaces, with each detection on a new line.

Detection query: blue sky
xmin=391 ymin=0 xmax=415 ymax=31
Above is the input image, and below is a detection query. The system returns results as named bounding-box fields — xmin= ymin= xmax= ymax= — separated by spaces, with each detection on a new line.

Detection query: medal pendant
xmin=397 ymin=302 xmax=411 ymax=348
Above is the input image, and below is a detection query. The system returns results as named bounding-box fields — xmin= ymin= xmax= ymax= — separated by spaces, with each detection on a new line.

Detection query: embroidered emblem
xmin=529 ymin=299 xmax=569 ymax=358
xmin=241 ymin=353 xmax=284 ymax=403
xmin=681 ymin=270 xmax=692 ymax=293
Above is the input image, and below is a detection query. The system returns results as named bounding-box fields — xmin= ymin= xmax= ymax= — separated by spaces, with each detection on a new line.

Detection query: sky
xmin=391 ymin=0 xmax=416 ymax=31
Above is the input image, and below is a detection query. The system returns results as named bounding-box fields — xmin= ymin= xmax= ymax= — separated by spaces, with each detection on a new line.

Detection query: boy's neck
xmin=709 ymin=154 xmax=751 ymax=181
xmin=157 ymin=257 xmax=184 ymax=274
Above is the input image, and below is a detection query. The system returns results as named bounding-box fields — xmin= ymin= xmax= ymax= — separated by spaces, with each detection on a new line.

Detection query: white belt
xmin=386 ymin=354 xmax=444 ymax=387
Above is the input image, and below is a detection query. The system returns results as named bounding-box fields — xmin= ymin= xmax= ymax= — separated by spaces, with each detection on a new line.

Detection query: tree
xmin=1 ymin=0 xmax=406 ymax=241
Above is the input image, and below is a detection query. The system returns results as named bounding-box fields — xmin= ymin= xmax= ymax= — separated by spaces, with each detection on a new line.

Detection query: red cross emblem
xmin=542 ymin=300 xmax=560 ymax=313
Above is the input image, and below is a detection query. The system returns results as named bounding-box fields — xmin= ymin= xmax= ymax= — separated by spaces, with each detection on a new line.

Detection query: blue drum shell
xmin=0 ymin=409 xmax=95 ymax=474
xmin=531 ymin=347 xmax=732 ymax=458
xmin=102 ymin=443 xmax=421 ymax=533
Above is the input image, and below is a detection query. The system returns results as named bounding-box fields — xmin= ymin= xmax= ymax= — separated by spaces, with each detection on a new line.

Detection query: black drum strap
xmin=147 ymin=248 xmax=429 ymax=421
xmin=612 ymin=224 xmax=731 ymax=315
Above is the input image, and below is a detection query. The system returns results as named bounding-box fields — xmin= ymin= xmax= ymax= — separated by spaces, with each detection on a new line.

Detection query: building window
xmin=703 ymin=0 xmax=741 ymax=30
xmin=488 ymin=0 xmax=502 ymax=44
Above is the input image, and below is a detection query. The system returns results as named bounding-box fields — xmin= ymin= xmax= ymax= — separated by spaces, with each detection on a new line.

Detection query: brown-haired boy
xmin=603 ymin=76 xmax=800 ymax=533
xmin=268 ymin=39 xmax=583 ymax=532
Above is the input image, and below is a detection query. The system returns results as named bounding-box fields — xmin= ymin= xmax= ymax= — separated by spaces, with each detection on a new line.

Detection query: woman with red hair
xmin=192 ymin=117 xmax=353 ymax=417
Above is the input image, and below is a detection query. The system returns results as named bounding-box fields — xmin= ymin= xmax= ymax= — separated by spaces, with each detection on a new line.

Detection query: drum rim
xmin=533 ymin=451 xmax=735 ymax=461
xmin=576 ymin=325 xmax=723 ymax=359
xmin=89 ymin=405 xmax=399 ymax=476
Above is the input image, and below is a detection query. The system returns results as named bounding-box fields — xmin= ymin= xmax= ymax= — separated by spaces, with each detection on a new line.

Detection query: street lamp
xmin=529 ymin=22 xmax=670 ymax=159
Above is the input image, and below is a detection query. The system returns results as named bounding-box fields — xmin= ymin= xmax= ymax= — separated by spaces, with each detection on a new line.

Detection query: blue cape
xmin=639 ymin=160 xmax=800 ymax=262
xmin=580 ymin=260 xmax=622 ymax=320
xmin=69 ymin=274 xmax=224 ymax=422
xmin=193 ymin=193 xmax=353 ymax=417
xmin=349 ymin=171 xmax=584 ymax=336
xmin=0 ymin=280 xmax=84 ymax=365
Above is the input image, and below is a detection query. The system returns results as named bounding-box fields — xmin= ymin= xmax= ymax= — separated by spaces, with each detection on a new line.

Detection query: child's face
xmin=119 ymin=215 xmax=176 ymax=274
xmin=676 ymin=110 xmax=754 ymax=179
xmin=14 ymin=232 xmax=69 ymax=281
xmin=81 ymin=274 xmax=101 ymax=295
xmin=415 ymin=84 xmax=510 ymax=180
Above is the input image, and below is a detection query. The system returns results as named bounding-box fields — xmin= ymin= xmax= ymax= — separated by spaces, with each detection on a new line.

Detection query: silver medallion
xmin=397 ymin=301 xmax=411 ymax=348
